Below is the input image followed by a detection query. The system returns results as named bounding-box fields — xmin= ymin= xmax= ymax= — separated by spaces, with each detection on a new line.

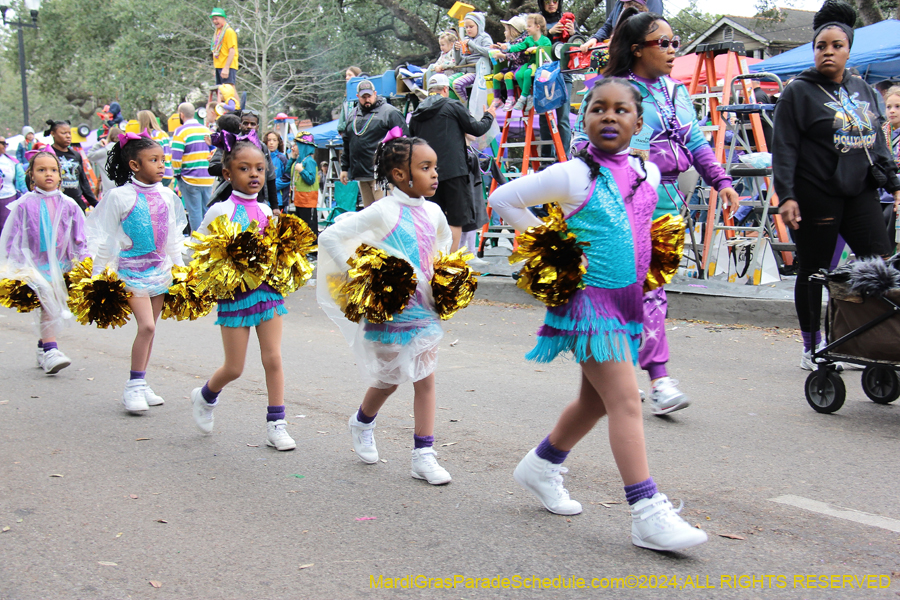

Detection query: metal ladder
xmin=708 ymin=72 xmax=795 ymax=282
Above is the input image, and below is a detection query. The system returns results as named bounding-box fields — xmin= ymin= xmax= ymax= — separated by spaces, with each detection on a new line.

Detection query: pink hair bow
xmin=238 ymin=128 xmax=262 ymax=150
xmin=381 ymin=126 xmax=404 ymax=144
xmin=119 ymin=128 xmax=152 ymax=147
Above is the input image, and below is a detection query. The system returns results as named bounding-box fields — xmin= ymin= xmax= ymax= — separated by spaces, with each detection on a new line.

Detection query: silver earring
xmin=408 ymin=180 xmax=413 ymax=188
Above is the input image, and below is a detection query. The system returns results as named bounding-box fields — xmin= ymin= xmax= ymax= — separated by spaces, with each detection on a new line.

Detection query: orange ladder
xmin=479 ymin=106 xmax=567 ymax=255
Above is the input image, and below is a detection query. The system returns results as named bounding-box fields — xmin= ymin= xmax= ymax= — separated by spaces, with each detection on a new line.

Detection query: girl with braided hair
xmin=490 ymin=78 xmax=707 ymax=552
xmin=317 ymin=131 xmax=455 ymax=485
xmin=85 ymin=132 xmax=187 ymax=414
xmin=189 ymin=135 xmax=297 ymax=452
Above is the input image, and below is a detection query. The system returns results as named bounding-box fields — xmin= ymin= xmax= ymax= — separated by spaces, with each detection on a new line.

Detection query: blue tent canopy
xmin=750 ymin=19 xmax=900 ymax=83
xmin=308 ymin=119 xmax=342 ymax=147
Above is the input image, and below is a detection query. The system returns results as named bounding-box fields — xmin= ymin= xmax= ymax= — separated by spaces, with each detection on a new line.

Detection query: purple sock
xmin=647 ymin=364 xmax=668 ymax=381
xmin=801 ymin=331 xmax=822 ymax=352
xmin=130 ymin=370 xmax=145 ymax=380
xmin=267 ymin=405 xmax=285 ymax=422
xmin=624 ymin=477 xmax=658 ymax=505
xmin=356 ymin=406 xmax=376 ymax=424
xmin=535 ymin=435 xmax=569 ymax=465
xmin=413 ymin=434 xmax=434 ymax=449
xmin=43 ymin=342 xmax=58 ymax=352
xmin=201 ymin=382 xmax=219 ymax=404
xmin=37 ymin=340 xmax=43 ymax=349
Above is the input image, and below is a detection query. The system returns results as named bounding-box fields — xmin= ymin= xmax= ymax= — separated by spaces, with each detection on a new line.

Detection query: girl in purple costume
xmin=490 ymin=79 xmax=707 ymax=552
xmin=86 ymin=133 xmax=187 ymax=415
xmin=0 ymin=151 xmax=89 ymax=375
xmin=189 ymin=137 xmax=296 ymax=452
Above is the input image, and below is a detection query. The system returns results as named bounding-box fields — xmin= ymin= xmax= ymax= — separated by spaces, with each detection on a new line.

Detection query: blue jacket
xmin=592 ymin=0 xmax=665 ymax=41
xmin=270 ymin=149 xmax=290 ymax=207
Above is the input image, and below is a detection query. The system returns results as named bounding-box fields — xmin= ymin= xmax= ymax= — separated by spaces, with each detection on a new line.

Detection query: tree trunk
xmin=372 ymin=0 xmax=440 ymax=55
xmin=854 ymin=0 xmax=884 ymax=25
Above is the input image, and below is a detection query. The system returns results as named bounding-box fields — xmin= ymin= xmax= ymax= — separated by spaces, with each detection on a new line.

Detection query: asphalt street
xmin=1 ymin=287 xmax=898 ymax=599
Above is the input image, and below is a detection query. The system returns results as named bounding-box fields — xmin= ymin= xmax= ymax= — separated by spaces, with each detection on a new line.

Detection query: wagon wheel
xmin=861 ymin=365 xmax=900 ymax=404
xmin=805 ymin=370 xmax=846 ymax=414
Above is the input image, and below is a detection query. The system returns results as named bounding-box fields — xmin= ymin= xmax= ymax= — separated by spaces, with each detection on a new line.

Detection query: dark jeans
xmin=793 ymin=179 xmax=890 ymax=333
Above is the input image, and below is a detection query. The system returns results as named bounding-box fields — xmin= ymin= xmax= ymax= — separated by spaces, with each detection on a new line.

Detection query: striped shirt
xmin=171 ymin=119 xmax=213 ymax=186
xmin=151 ymin=129 xmax=174 ymax=181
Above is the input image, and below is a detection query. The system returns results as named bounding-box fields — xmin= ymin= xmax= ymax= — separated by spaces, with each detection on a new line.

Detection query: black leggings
xmin=793 ymin=180 xmax=890 ymax=333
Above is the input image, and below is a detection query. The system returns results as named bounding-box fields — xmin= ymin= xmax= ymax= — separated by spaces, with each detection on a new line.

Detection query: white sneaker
xmin=631 ymin=492 xmax=708 ymax=551
xmin=524 ymin=95 xmax=534 ymax=113
xmin=191 ymin=387 xmax=216 ymax=433
xmin=512 ymin=95 xmax=527 ymax=112
xmin=36 ymin=348 xmax=44 ymax=368
xmin=467 ymin=257 xmax=491 ymax=270
xmin=649 ymin=377 xmax=690 ymax=416
xmin=137 ymin=381 xmax=164 ymax=406
xmin=411 ymin=447 xmax=452 ymax=485
xmin=41 ymin=348 xmax=71 ymax=375
xmin=266 ymin=419 xmax=296 ymax=451
xmin=122 ymin=380 xmax=149 ymax=414
xmin=801 ymin=343 xmax=844 ymax=372
xmin=348 ymin=414 xmax=378 ymax=464
xmin=513 ymin=448 xmax=582 ymax=515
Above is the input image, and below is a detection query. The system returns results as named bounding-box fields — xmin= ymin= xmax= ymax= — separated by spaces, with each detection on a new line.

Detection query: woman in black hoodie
xmin=774 ymin=0 xmax=900 ymax=370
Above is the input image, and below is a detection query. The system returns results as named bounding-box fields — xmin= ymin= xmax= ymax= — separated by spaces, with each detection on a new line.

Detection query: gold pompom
xmin=0 ymin=278 xmax=41 ymax=312
xmin=67 ymin=266 xmax=133 ymax=329
xmin=509 ymin=203 xmax=589 ymax=307
xmin=263 ymin=213 xmax=317 ymax=295
xmin=162 ymin=265 xmax=216 ymax=321
xmin=644 ymin=214 xmax=685 ymax=293
xmin=64 ymin=257 xmax=94 ymax=291
xmin=432 ymin=248 xmax=478 ymax=320
xmin=188 ymin=215 xmax=273 ymax=299
xmin=333 ymin=244 xmax=417 ymax=324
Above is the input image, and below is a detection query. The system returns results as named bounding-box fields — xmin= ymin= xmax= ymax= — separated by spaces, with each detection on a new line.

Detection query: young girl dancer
xmin=317 ymin=133 xmax=454 ymax=485
xmin=0 ymin=151 xmax=89 ymax=374
xmin=490 ymin=78 xmax=707 ymax=551
xmin=190 ymin=135 xmax=296 ymax=452
xmin=86 ymin=132 xmax=187 ymax=414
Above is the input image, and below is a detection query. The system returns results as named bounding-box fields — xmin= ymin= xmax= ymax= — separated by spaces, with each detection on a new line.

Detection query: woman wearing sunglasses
xmin=604 ymin=9 xmax=739 ymax=416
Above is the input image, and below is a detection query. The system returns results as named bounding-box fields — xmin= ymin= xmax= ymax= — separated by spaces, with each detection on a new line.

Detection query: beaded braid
xmin=576 ymin=78 xmax=648 ymax=199
xmin=105 ymin=137 xmax=162 ymax=187
xmin=373 ymin=136 xmax=429 ymax=190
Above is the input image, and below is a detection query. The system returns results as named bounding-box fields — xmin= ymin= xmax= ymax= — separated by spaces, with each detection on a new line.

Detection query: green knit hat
xmin=210 ymin=8 xmax=227 ymax=18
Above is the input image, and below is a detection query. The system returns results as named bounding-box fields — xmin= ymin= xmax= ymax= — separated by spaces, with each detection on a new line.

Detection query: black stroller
xmin=805 ymin=263 xmax=900 ymax=413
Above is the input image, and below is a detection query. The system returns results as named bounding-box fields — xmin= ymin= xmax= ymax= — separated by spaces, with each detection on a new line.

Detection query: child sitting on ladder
xmin=494 ymin=14 xmax=552 ymax=114
xmin=489 ymin=15 xmax=529 ymax=112
xmin=424 ymin=32 xmax=459 ymax=101
xmin=450 ymin=12 xmax=493 ymax=105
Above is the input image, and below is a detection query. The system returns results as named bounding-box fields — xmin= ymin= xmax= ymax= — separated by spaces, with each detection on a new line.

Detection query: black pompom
xmin=813 ymin=0 xmax=856 ymax=30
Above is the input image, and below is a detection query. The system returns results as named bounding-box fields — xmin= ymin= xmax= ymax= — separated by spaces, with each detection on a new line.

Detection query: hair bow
xmin=119 ymin=129 xmax=152 ymax=147
xmin=381 ymin=126 xmax=405 ymax=144
xmin=237 ymin=128 xmax=262 ymax=150
xmin=210 ymin=130 xmax=237 ymax=152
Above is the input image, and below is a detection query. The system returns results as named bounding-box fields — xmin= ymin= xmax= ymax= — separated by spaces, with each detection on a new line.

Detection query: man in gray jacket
xmin=339 ymin=80 xmax=408 ymax=207
xmin=410 ymin=74 xmax=496 ymax=250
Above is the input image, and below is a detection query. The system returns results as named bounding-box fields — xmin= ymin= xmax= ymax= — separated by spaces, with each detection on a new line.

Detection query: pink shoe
xmin=503 ymin=96 xmax=516 ymax=112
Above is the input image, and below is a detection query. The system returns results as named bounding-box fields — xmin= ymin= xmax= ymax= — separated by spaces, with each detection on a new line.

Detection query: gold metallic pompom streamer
xmin=263 ymin=213 xmax=317 ymax=295
xmin=644 ymin=214 xmax=685 ymax=293
xmin=64 ymin=257 xmax=94 ymax=290
xmin=509 ymin=203 xmax=590 ymax=307
xmin=432 ymin=248 xmax=478 ymax=320
xmin=0 ymin=278 xmax=41 ymax=312
xmin=187 ymin=215 xmax=273 ymax=300
xmin=66 ymin=266 xmax=133 ymax=328
xmin=162 ymin=265 xmax=216 ymax=321
xmin=334 ymin=244 xmax=417 ymax=324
